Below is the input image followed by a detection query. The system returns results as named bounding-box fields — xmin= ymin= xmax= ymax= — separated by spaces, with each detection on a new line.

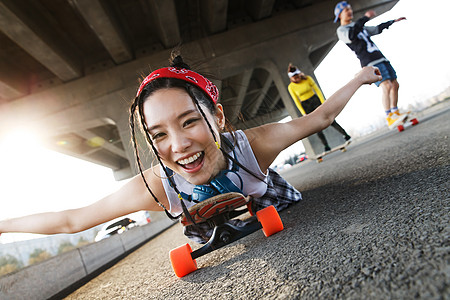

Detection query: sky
xmin=1 ymin=0 xmax=449 ymax=243
xmin=0 ymin=132 xmax=131 ymax=243
xmin=273 ymin=0 xmax=450 ymax=166
xmin=316 ymin=0 xmax=450 ymax=132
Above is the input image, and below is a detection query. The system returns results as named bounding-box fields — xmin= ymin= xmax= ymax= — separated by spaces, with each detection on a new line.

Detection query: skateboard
xmin=397 ymin=112 xmax=419 ymax=132
xmin=169 ymin=192 xmax=284 ymax=277
xmin=313 ymin=140 xmax=351 ymax=163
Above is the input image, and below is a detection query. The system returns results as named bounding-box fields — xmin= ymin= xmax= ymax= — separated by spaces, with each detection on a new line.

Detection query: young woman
xmin=287 ymin=63 xmax=352 ymax=152
xmin=0 ymin=54 xmax=381 ymax=243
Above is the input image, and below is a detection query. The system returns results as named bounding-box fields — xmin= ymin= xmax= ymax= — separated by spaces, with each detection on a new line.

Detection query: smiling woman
xmin=0 ymin=51 xmax=381 ymax=248
xmin=142 ymin=88 xmax=226 ymax=185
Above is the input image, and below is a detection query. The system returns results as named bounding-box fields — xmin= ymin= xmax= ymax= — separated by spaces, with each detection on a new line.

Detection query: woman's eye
xmin=151 ymin=132 xmax=165 ymax=140
xmin=183 ymin=118 xmax=200 ymax=127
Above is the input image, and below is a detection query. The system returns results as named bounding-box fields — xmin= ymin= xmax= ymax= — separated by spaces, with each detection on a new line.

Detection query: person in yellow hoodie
xmin=287 ymin=63 xmax=351 ymax=152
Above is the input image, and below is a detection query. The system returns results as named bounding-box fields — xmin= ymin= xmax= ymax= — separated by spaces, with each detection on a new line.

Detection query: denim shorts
xmin=373 ymin=61 xmax=397 ymax=87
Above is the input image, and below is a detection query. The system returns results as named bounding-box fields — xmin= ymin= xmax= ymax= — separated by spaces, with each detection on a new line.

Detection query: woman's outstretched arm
xmin=246 ymin=66 xmax=382 ymax=171
xmin=0 ymin=166 xmax=167 ymax=235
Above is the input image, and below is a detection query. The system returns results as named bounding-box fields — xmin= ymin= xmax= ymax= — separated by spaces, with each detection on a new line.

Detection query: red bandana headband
xmin=136 ymin=67 xmax=219 ymax=104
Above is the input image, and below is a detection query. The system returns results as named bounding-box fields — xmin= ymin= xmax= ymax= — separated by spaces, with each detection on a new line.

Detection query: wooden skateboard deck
xmin=312 ymin=140 xmax=351 ymax=163
xmin=180 ymin=192 xmax=249 ymax=226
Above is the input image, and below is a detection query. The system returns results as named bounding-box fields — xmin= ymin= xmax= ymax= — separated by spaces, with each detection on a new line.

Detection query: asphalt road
xmin=66 ymin=103 xmax=449 ymax=300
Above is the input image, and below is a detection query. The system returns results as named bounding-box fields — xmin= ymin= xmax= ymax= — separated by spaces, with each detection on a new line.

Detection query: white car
xmin=94 ymin=217 xmax=137 ymax=242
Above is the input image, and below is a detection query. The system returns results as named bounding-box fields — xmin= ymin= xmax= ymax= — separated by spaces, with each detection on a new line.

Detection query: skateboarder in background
xmin=334 ymin=1 xmax=407 ymax=129
xmin=287 ymin=63 xmax=351 ymax=152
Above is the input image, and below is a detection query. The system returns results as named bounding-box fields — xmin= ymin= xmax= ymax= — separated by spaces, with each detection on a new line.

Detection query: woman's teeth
xmin=177 ymin=152 xmax=202 ymax=165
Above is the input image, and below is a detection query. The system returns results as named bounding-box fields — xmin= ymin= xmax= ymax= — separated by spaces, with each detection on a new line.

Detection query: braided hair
xmin=130 ymin=55 xmax=264 ymax=220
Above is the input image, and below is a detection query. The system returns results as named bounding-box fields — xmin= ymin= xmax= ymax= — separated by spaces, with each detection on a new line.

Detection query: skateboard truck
xmin=191 ymin=221 xmax=263 ymax=259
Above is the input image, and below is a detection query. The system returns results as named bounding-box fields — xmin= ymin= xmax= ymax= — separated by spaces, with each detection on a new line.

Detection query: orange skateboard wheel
xmin=411 ymin=118 xmax=419 ymax=125
xmin=397 ymin=124 xmax=404 ymax=132
xmin=169 ymin=243 xmax=197 ymax=277
xmin=256 ymin=205 xmax=284 ymax=237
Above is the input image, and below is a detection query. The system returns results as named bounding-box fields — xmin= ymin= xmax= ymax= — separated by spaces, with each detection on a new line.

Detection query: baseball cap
xmin=334 ymin=1 xmax=349 ymax=23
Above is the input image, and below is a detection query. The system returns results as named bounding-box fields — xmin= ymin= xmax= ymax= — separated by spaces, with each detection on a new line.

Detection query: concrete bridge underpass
xmin=0 ymin=0 xmax=398 ymax=188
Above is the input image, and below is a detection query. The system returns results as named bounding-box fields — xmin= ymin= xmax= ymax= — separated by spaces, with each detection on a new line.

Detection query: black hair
xmin=129 ymin=54 xmax=264 ymax=221
xmin=288 ymin=63 xmax=297 ymax=73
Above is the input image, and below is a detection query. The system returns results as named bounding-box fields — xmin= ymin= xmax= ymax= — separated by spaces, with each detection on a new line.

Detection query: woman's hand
xmin=394 ymin=17 xmax=406 ymax=22
xmin=355 ymin=66 xmax=382 ymax=85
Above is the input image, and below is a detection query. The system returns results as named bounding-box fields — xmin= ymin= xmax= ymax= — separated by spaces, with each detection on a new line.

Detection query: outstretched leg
xmin=317 ymin=131 xmax=330 ymax=152
xmin=380 ymin=80 xmax=393 ymax=112
xmin=381 ymin=79 xmax=405 ymax=129
xmin=330 ymin=121 xmax=351 ymax=141
xmin=389 ymin=79 xmax=400 ymax=109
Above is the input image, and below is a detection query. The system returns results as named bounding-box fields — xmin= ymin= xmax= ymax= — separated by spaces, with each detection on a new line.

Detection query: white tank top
xmin=160 ymin=130 xmax=268 ymax=214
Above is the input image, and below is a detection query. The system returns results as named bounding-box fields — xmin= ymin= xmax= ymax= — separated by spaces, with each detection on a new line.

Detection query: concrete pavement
xmin=64 ymin=102 xmax=449 ymax=299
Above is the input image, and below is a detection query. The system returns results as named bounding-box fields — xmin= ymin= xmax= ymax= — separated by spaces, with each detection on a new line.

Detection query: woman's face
xmin=290 ymin=73 xmax=305 ymax=83
xmin=290 ymin=74 xmax=300 ymax=83
xmin=143 ymin=88 xmax=226 ymax=185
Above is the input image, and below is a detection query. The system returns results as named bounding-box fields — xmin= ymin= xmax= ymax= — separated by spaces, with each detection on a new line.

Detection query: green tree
xmin=0 ymin=254 xmax=23 ymax=276
xmin=28 ymin=248 xmax=52 ymax=265
xmin=57 ymin=241 xmax=75 ymax=254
